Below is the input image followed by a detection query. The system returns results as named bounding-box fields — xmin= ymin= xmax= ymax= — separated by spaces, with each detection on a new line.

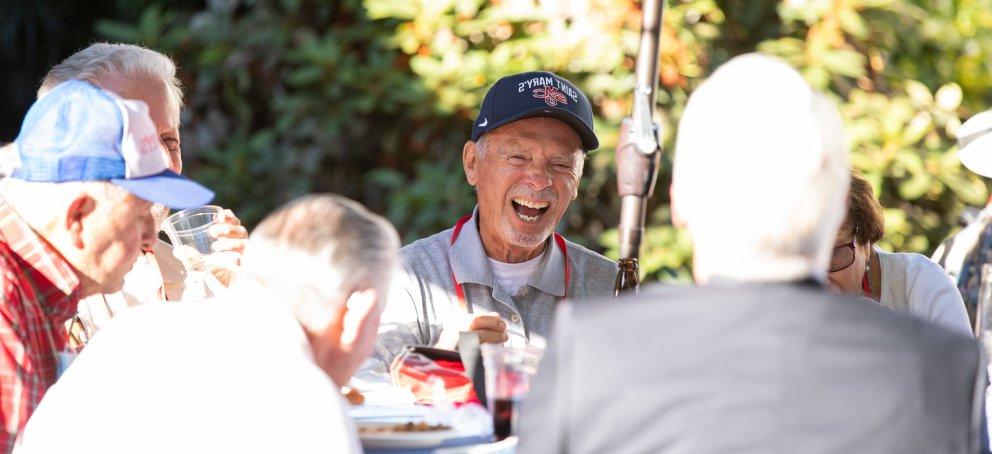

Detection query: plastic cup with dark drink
xmin=481 ymin=344 xmax=542 ymax=441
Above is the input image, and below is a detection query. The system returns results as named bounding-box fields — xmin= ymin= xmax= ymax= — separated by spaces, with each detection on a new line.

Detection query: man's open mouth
xmin=511 ymin=197 xmax=550 ymax=222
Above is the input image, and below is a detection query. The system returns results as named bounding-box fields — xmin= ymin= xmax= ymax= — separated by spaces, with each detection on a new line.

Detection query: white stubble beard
xmin=499 ymin=208 xmax=557 ymax=249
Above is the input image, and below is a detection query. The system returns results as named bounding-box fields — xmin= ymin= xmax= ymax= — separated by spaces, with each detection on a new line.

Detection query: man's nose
xmin=523 ymin=165 xmax=553 ymax=190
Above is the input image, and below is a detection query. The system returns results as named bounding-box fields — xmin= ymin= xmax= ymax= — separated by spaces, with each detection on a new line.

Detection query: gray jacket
xmin=372 ymin=210 xmax=616 ymax=366
xmin=518 ymin=280 xmax=985 ymax=454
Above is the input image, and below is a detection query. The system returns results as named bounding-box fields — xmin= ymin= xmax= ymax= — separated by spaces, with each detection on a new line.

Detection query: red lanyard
xmin=448 ymin=215 xmax=570 ymax=311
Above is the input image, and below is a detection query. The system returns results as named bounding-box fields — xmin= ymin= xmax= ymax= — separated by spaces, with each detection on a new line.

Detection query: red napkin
xmin=389 ymin=349 xmax=480 ymax=406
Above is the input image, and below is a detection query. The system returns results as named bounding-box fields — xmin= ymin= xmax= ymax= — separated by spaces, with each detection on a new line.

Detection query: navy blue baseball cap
xmin=472 ymin=71 xmax=599 ymax=151
xmin=10 ymin=80 xmax=214 ymax=209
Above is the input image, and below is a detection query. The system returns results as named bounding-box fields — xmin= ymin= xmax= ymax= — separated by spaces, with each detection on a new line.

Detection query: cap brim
xmin=958 ymin=134 xmax=992 ymax=178
xmin=112 ymin=170 xmax=215 ymax=210
xmin=488 ymin=107 xmax=599 ymax=151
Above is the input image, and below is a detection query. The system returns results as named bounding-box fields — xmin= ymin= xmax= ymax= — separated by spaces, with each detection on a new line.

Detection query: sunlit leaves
xmin=935 ymin=82 xmax=964 ymax=111
xmin=95 ymin=0 xmax=992 ymax=283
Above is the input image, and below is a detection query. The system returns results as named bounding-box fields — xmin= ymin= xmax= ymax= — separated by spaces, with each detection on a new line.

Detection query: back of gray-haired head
xmin=672 ymin=53 xmax=850 ymax=283
xmin=38 ymin=43 xmax=183 ymax=126
xmin=240 ymin=194 xmax=400 ymax=311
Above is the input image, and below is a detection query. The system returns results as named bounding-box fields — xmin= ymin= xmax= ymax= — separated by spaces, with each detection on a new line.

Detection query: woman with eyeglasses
xmin=827 ymin=173 xmax=972 ymax=335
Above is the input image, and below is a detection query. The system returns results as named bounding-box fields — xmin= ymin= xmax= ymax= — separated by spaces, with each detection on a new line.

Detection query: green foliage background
xmin=73 ymin=0 xmax=992 ymax=281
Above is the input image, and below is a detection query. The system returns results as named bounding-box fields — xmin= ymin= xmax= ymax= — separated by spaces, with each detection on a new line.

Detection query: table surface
xmin=362 ymin=436 xmax=517 ymax=454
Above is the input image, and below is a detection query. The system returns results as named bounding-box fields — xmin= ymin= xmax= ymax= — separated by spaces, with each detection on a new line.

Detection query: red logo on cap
xmin=533 ymin=86 xmax=568 ymax=107
xmin=138 ymin=134 xmax=160 ymax=154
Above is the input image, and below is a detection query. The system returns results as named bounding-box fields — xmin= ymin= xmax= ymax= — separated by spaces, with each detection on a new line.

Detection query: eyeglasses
xmin=829 ymin=240 xmax=856 ymax=273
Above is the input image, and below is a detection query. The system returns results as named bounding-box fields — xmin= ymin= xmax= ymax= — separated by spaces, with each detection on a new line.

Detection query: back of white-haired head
xmin=38 ymin=43 xmax=183 ymax=126
xmin=672 ymin=53 xmax=850 ymax=283
xmin=237 ymin=194 xmax=401 ymax=332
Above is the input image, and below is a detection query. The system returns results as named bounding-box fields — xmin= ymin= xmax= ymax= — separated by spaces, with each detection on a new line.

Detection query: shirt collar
xmin=526 ymin=233 xmax=567 ymax=297
xmin=450 ymin=206 xmax=567 ymax=297
xmin=0 ymin=197 xmax=80 ymax=317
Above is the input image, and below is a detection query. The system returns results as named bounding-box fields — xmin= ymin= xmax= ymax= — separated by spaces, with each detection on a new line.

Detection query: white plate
xmin=349 ymin=404 xmax=433 ymax=421
xmin=358 ymin=422 xmax=459 ymax=449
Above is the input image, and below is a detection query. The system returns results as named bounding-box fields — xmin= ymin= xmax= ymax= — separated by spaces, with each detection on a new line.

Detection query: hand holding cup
xmin=164 ymin=206 xmax=246 ymax=290
xmin=205 ymin=209 xmax=247 ymax=287
xmin=208 ymin=209 xmax=248 ymax=255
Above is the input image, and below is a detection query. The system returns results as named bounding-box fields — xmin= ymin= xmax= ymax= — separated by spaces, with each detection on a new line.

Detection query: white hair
xmin=474 ymin=134 xmax=490 ymax=157
xmin=0 ymin=178 xmax=129 ymax=232
xmin=37 ymin=43 xmax=183 ymax=127
xmin=236 ymin=194 xmax=400 ymax=331
xmin=672 ymin=53 xmax=850 ymax=283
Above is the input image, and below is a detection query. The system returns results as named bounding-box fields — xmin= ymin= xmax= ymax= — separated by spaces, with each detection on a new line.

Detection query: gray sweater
xmin=372 ymin=210 xmax=617 ymax=367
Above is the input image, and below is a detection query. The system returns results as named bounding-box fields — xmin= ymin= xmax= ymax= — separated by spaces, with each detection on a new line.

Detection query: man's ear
xmin=64 ymin=193 xmax=96 ymax=249
xmin=670 ymin=183 xmax=687 ymax=228
xmin=463 ymin=140 xmax=478 ymax=186
xmin=339 ymin=288 xmax=381 ymax=347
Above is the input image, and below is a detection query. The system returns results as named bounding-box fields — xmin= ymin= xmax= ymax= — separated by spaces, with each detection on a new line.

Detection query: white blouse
xmin=876 ymin=248 xmax=972 ymax=336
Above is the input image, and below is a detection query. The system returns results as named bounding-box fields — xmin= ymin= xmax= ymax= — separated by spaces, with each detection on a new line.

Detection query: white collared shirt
xmin=875 ymin=247 xmax=972 ymax=335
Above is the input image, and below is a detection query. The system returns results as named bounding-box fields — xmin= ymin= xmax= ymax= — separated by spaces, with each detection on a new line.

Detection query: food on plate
xmin=358 ymin=422 xmax=452 ymax=434
xmin=342 ymin=385 xmax=364 ymax=405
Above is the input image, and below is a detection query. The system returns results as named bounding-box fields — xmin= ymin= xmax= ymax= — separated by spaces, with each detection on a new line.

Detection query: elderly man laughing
xmin=373 ymin=71 xmax=617 ymax=366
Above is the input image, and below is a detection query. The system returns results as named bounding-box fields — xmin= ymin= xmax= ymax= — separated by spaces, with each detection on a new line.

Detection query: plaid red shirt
xmin=0 ymin=198 xmax=79 ymax=453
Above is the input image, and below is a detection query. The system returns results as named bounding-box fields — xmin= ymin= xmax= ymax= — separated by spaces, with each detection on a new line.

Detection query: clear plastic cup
xmin=161 ymin=205 xmax=222 ymax=255
xmin=161 ymin=205 xmax=223 ymax=302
